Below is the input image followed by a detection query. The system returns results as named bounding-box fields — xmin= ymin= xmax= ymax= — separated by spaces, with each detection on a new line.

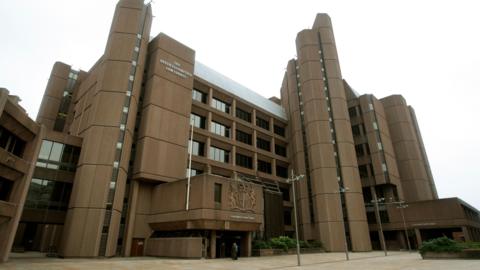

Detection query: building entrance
xmin=215 ymin=231 xmax=246 ymax=258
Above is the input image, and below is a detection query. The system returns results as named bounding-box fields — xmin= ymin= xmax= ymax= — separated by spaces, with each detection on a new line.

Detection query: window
xmin=355 ymin=144 xmax=364 ymax=157
xmin=0 ymin=176 xmax=13 ymax=201
xmin=275 ymin=144 xmax=286 ymax=157
xmin=256 ymin=117 xmax=269 ymax=130
xmin=276 ymin=165 xmax=288 ymax=178
xmin=188 ymin=141 xmax=204 ymax=156
xmin=236 ymin=130 xmax=252 ymax=145
xmin=365 ymin=143 xmax=371 ymax=155
xmin=368 ymin=103 xmax=374 ymax=111
xmin=211 ymin=98 xmax=230 ymax=114
xmin=358 ymin=165 xmax=368 ymax=178
xmin=236 ymin=153 xmax=253 ymax=169
xmin=377 ymin=142 xmax=383 ymax=150
xmin=214 ymin=183 xmax=222 ymax=204
xmin=348 ymin=107 xmax=357 ymax=118
xmin=257 ymin=138 xmax=270 ymax=151
xmin=236 ymin=108 xmax=251 ymax=122
xmin=192 ymin=88 xmax=207 ymax=103
xmin=0 ymin=126 xmax=26 ymax=157
xmin=36 ymin=140 xmax=80 ymax=172
xmin=24 ymin=178 xmax=72 ymax=210
xmin=280 ymin=187 xmax=290 ymax=201
xmin=186 ymin=168 xmax=203 ymax=177
xmin=210 ymin=121 xmax=230 ymax=138
xmin=274 ymin=125 xmax=285 ymax=137
xmin=284 ymin=210 xmax=292 ymax=225
xmin=190 ymin=113 xmax=206 ymax=129
xmin=373 ymin=122 xmax=378 ymax=130
xmin=351 ymin=125 xmax=361 ymax=137
xmin=209 ymin=146 xmax=229 ymax=163
xmin=257 ymin=160 xmax=272 ymax=174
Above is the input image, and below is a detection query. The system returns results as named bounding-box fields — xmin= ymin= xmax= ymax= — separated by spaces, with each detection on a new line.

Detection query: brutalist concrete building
xmin=1 ymin=0 xmax=479 ymax=262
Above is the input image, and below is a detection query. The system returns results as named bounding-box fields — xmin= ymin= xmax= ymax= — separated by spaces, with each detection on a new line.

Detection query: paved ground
xmin=2 ymin=251 xmax=480 ymax=270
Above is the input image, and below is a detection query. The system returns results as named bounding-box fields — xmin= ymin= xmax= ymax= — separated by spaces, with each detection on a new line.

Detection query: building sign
xmin=160 ymin=59 xmax=192 ymax=79
xmin=229 ymin=180 xmax=256 ymax=212
xmin=230 ymin=215 xmax=255 ymax=220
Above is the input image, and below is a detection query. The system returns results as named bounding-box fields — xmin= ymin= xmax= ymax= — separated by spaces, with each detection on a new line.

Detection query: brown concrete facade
xmin=280 ymin=14 xmax=371 ymax=252
xmin=0 ymin=88 xmax=43 ymax=262
xmin=2 ymin=0 xmax=480 ymax=262
xmin=381 ymin=95 xmax=437 ymax=202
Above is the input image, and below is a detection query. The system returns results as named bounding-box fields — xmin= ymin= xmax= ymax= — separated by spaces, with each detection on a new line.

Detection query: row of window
xmin=189 ymin=141 xmax=288 ymax=177
xmin=191 ymin=89 xmax=285 ymax=136
xmin=190 ymin=114 xmax=286 ymax=156
xmin=37 ymin=140 xmax=81 ymax=172
xmin=0 ymin=125 xmax=26 ymax=158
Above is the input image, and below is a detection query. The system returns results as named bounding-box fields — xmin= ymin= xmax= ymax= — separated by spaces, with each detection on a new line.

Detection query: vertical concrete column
xmin=208 ymin=88 xmax=213 ymax=106
xmin=210 ymin=230 xmax=216 ymax=258
xmin=207 ymin=111 xmax=212 ymax=133
xmin=253 ymin=129 xmax=257 ymax=149
xmin=36 ymin=62 xmax=71 ymax=129
xmin=252 ymin=109 xmax=256 ymax=125
xmin=381 ymin=95 xmax=435 ymax=202
xmin=206 ymin=137 xmax=211 ymax=160
xmin=232 ymin=121 xmax=236 ymax=141
xmin=270 ymin=135 xmax=275 ymax=154
xmin=231 ymin=145 xmax=236 ymax=166
xmin=231 ymin=99 xmax=237 ymax=118
xmin=462 ymin=226 xmax=471 ymax=242
xmin=243 ymin=231 xmax=252 ymax=257
xmin=60 ymin=0 xmax=153 ymax=257
xmin=123 ymin=180 xmax=139 ymax=256
xmin=415 ymin=228 xmax=422 ymax=247
xmin=272 ymin=159 xmax=277 ymax=177
xmin=291 ymin=14 xmax=370 ymax=251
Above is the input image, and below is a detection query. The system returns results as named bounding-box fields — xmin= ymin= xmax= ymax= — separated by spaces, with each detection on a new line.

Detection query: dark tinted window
xmin=257 ymin=160 xmax=272 ymax=174
xmin=236 ymin=108 xmax=251 ymax=122
xmin=274 ymin=125 xmax=285 ymax=137
xmin=256 ymin=117 xmax=269 ymax=130
xmin=276 ymin=165 xmax=288 ymax=178
xmin=275 ymin=144 xmax=286 ymax=157
xmin=236 ymin=153 xmax=253 ymax=169
xmin=257 ymin=138 xmax=270 ymax=151
xmin=236 ymin=130 xmax=252 ymax=145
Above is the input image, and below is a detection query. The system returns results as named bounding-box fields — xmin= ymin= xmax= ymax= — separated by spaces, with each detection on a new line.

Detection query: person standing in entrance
xmin=231 ymin=242 xmax=238 ymax=260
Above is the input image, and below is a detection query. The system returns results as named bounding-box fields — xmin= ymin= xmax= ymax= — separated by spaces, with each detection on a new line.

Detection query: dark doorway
xmin=215 ymin=231 xmax=244 ymax=258
xmin=131 ymin=238 xmax=145 ymax=256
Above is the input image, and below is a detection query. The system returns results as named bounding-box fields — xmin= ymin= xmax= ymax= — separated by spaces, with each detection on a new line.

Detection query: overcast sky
xmin=1 ymin=0 xmax=479 ymax=209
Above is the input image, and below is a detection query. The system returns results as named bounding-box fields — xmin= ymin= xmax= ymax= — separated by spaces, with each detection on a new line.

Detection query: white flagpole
xmin=186 ymin=119 xmax=194 ymax=211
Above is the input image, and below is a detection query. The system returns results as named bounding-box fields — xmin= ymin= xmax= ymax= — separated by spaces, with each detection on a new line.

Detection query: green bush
xmin=269 ymin=236 xmax=296 ymax=251
xmin=252 ymin=240 xmax=271 ymax=249
xmin=299 ymin=240 xmax=310 ymax=248
xmin=419 ymin=236 xmax=463 ymax=255
xmin=457 ymin=242 xmax=480 ymax=250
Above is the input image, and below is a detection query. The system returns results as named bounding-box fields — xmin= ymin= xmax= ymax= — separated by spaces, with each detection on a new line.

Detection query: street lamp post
xmin=338 ymin=186 xmax=350 ymax=261
xmin=286 ymin=170 xmax=304 ymax=267
xmin=396 ymin=202 xmax=411 ymax=251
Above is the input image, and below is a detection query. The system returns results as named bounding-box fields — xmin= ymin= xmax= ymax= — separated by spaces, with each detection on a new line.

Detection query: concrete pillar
xmin=210 ymin=230 xmax=216 ymax=258
xmin=462 ymin=226 xmax=471 ymax=242
xmin=414 ymin=228 xmax=422 ymax=248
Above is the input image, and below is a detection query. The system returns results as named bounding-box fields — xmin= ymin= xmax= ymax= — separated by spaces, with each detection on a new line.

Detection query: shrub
xmin=419 ymin=236 xmax=463 ymax=255
xmin=269 ymin=236 xmax=296 ymax=251
xmin=457 ymin=242 xmax=480 ymax=250
xmin=299 ymin=240 xmax=310 ymax=248
xmin=252 ymin=240 xmax=271 ymax=249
